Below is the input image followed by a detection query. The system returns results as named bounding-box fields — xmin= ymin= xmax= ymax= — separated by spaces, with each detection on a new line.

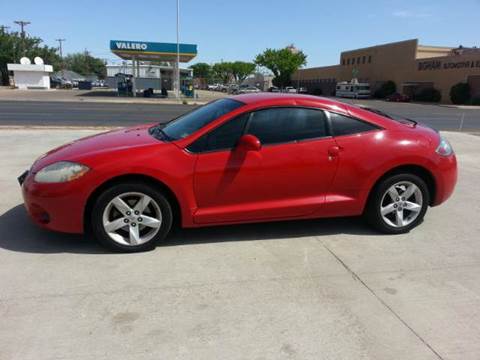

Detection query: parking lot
xmin=0 ymin=127 xmax=479 ymax=359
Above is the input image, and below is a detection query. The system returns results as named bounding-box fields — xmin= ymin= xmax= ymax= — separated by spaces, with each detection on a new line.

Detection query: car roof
xmin=229 ymin=92 xmax=346 ymax=108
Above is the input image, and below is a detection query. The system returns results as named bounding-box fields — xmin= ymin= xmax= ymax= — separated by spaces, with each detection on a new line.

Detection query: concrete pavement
xmin=0 ymin=129 xmax=479 ymax=359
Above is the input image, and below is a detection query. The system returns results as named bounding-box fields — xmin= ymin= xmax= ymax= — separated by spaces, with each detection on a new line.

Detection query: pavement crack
xmin=319 ymin=238 xmax=445 ymax=360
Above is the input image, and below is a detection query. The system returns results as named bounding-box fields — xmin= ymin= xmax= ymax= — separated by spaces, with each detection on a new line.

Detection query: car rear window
xmin=329 ymin=112 xmax=379 ymax=136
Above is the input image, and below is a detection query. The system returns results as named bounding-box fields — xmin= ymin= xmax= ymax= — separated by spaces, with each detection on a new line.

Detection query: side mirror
xmin=237 ymin=134 xmax=261 ymax=151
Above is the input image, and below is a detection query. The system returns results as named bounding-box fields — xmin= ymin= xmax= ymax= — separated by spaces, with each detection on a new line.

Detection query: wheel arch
xmin=365 ymin=164 xmax=436 ymax=211
xmin=83 ymin=174 xmax=182 ymax=233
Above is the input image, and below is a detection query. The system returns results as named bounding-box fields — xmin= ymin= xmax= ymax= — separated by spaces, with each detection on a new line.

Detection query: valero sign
xmin=113 ymin=41 xmax=148 ymax=51
xmin=110 ymin=40 xmax=198 ymax=62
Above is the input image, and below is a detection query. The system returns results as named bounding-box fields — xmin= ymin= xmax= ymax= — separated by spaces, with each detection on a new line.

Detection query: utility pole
xmin=14 ymin=20 xmax=30 ymax=56
xmin=55 ymin=38 xmax=66 ymax=58
xmin=175 ymin=0 xmax=180 ymax=99
xmin=14 ymin=20 xmax=30 ymax=38
xmin=0 ymin=25 xmax=10 ymax=33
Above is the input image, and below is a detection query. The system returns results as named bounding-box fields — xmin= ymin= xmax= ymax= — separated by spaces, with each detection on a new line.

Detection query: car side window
xmin=187 ymin=113 xmax=249 ymax=153
xmin=329 ymin=112 xmax=379 ymax=137
xmin=246 ymin=107 xmax=328 ymax=145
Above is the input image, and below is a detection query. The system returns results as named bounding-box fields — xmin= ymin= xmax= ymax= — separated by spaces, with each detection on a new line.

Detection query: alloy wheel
xmin=380 ymin=181 xmax=423 ymax=228
xmin=102 ymin=192 xmax=163 ymax=246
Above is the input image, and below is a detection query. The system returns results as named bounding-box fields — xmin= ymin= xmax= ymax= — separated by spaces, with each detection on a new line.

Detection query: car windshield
xmin=360 ymin=106 xmax=417 ymax=126
xmin=159 ymin=98 xmax=245 ymax=140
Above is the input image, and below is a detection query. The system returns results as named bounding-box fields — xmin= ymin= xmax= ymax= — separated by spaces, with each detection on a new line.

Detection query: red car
xmin=386 ymin=92 xmax=411 ymax=102
xmin=19 ymin=94 xmax=457 ymax=252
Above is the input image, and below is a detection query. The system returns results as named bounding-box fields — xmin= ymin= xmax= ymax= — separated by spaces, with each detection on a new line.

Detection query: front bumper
xmin=431 ymin=154 xmax=458 ymax=206
xmin=18 ymin=170 xmax=28 ymax=186
xmin=20 ymin=171 xmax=88 ymax=233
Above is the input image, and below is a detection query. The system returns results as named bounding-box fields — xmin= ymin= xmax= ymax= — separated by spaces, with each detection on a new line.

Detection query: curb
xmin=0 ymin=97 xmax=207 ymax=106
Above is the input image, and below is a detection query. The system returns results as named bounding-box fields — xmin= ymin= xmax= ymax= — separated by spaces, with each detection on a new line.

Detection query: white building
xmin=106 ymin=63 xmax=192 ymax=91
xmin=7 ymin=60 xmax=53 ymax=90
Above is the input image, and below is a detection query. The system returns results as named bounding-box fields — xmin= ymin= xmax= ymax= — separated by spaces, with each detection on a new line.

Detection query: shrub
xmin=374 ymin=80 xmax=396 ymax=98
xmin=413 ymin=87 xmax=442 ymax=102
xmin=450 ymin=82 xmax=471 ymax=104
xmin=470 ymin=97 xmax=480 ymax=106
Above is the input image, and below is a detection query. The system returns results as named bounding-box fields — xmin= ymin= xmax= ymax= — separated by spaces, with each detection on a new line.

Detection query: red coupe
xmin=19 ymin=94 xmax=457 ymax=252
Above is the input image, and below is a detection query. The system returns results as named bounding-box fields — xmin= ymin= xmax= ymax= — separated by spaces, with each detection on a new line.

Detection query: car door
xmin=191 ymin=107 xmax=340 ymax=224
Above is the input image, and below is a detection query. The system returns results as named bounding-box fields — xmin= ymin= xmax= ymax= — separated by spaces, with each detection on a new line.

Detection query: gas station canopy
xmin=110 ymin=40 xmax=197 ymax=62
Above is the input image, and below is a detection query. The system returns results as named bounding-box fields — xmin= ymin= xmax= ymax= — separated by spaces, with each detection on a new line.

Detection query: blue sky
xmin=1 ymin=0 xmax=478 ymax=67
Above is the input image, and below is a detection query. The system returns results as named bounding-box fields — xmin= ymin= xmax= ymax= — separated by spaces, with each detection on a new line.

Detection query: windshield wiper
xmin=149 ymin=125 xmax=173 ymax=141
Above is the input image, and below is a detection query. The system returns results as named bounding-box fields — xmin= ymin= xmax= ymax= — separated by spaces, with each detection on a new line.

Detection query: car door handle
xmin=328 ymin=146 xmax=342 ymax=160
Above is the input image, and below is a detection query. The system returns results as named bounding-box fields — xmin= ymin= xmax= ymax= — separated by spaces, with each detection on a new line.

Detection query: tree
xmin=0 ymin=31 xmax=61 ymax=85
xmin=255 ymin=47 xmax=307 ymax=88
xmin=189 ymin=62 xmax=211 ymax=79
xmin=374 ymin=80 xmax=396 ymax=98
xmin=230 ymin=61 xmax=256 ymax=84
xmin=211 ymin=62 xmax=233 ymax=84
xmin=63 ymin=51 xmax=106 ymax=79
xmin=450 ymin=82 xmax=471 ymax=105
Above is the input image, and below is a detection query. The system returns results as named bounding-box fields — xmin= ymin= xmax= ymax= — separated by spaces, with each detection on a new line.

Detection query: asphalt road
xmin=0 ymin=99 xmax=479 ymax=131
xmin=0 ymin=101 xmax=190 ymax=127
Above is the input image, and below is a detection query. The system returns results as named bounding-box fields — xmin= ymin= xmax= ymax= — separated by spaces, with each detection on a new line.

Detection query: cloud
xmin=392 ymin=10 xmax=432 ymax=18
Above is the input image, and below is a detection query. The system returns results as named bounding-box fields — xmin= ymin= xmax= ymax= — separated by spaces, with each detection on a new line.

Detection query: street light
xmin=176 ymin=0 xmax=180 ymax=99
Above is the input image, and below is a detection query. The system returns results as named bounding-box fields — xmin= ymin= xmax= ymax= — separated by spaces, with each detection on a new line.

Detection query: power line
xmin=55 ymin=38 xmax=66 ymax=58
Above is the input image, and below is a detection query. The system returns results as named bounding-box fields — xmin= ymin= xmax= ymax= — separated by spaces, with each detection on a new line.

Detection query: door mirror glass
xmin=237 ymin=134 xmax=261 ymax=151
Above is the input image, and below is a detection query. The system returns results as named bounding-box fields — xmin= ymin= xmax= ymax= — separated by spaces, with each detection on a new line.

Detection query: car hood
xmin=31 ymin=124 xmax=165 ymax=172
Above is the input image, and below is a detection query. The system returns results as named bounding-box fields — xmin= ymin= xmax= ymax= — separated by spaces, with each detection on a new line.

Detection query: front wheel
xmin=91 ymin=181 xmax=173 ymax=252
xmin=365 ymin=174 xmax=429 ymax=234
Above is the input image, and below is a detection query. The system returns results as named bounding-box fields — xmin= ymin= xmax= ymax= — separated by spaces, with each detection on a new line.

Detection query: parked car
xmin=207 ymin=84 xmax=221 ymax=91
xmin=19 ymin=94 xmax=457 ymax=252
xmin=386 ymin=93 xmax=411 ymax=102
xmin=284 ymin=86 xmax=297 ymax=93
xmin=238 ymin=85 xmax=260 ymax=94
xmin=298 ymin=87 xmax=308 ymax=94
xmin=336 ymin=82 xmax=371 ymax=98
xmin=218 ymin=84 xmax=228 ymax=92
xmin=228 ymin=84 xmax=240 ymax=94
xmin=268 ymin=86 xmax=280 ymax=93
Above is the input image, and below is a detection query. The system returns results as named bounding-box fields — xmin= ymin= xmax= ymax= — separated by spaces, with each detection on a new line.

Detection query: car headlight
xmin=34 ymin=161 xmax=90 ymax=183
xmin=436 ymin=135 xmax=453 ymax=156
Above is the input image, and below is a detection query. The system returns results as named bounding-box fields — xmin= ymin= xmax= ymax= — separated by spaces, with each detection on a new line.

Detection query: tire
xmin=91 ymin=181 xmax=173 ymax=252
xmin=365 ymin=173 xmax=430 ymax=234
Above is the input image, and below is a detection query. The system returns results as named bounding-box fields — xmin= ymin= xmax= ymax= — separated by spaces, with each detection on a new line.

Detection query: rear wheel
xmin=365 ymin=174 xmax=429 ymax=234
xmin=91 ymin=182 xmax=173 ymax=252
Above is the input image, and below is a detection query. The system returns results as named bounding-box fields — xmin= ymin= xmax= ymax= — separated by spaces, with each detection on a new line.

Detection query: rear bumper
xmin=21 ymin=172 xmax=88 ymax=233
xmin=431 ymin=154 xmax=457 ymax=206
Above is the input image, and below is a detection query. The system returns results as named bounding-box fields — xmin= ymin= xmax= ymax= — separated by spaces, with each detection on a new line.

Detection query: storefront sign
xmin=418 ymin=59 xmax=480 ymax=71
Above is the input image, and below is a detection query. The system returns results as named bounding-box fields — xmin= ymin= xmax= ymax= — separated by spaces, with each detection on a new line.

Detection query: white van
xmin=335 ymin=81 xmax=371 ymax=99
